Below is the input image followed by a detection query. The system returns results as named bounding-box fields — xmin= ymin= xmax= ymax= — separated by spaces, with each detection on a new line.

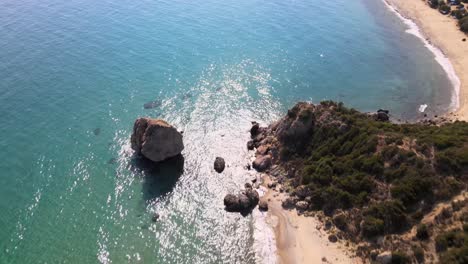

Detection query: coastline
xmin=384 ymin=0 xmax=468 ymax=121
xmin=262 ymin=176 xmax=361 ymax=264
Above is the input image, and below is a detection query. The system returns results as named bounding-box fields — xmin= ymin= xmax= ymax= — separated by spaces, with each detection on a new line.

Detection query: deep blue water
xmin=0 ymin=0 xmax=454 ymax=263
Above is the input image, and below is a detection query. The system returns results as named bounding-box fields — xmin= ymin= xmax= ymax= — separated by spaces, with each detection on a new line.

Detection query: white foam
xmin=383 ymin=0 xmax=461 ymax=111
xmin=419 ymin=104 xmax=428 ymax=112
xmin=253 ymin=186 xmax=277 ymax=264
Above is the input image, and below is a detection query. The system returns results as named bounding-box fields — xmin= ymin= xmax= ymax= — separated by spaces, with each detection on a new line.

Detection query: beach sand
xmin=386 ymin=0 xmax=468 ymax=121
xmin=262 ymin=177 xmax=361 ymax=264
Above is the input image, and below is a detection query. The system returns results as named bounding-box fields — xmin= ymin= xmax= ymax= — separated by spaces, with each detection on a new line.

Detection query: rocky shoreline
xmin=239 ymin=101 xmax=468 ymax=263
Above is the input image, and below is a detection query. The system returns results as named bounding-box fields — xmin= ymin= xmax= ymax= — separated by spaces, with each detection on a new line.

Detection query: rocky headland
xmin=246 ymin=101 xmax=468 ymax=263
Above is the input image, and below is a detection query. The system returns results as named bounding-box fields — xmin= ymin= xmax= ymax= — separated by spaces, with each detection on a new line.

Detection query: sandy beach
xmin=386 ymin=0 xmax=468 ymax=120
xmin=262 ymin=177 xmax=361 ymax=264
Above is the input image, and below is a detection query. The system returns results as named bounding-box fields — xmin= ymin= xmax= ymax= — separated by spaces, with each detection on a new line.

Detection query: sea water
xmin=0 ymin=0 xmax=455 ymax=263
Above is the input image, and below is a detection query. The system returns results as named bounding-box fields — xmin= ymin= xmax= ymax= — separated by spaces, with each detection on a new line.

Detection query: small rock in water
xmin=181 ymin=93 xmax=192 ymax=100
xmin=214 ymin=157 xmax=225 ymax=173
xmin=93 ymin=128 xmax=101 ymax=136
xmin=107 ymin=157 xmax=117 ymax=164
xmin=152 ymin=213 xmax=160 ymax=222
xmin=143 ymin=100 xmax=162 ymax=109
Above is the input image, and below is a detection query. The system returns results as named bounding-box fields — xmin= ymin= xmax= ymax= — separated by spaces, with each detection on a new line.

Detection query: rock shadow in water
xmin=130 ymin=154 xmax=184 ymax=202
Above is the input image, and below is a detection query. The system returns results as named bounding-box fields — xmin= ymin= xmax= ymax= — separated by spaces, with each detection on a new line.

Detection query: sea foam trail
xmin=382 ymin=0 xmax=461 ymax=111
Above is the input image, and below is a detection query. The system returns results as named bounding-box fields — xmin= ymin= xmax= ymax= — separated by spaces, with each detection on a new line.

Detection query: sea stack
xmin=131 ymin=118 xmax=184 ymax=162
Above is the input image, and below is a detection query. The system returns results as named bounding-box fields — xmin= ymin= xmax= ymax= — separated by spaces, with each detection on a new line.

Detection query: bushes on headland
xmin=277 ymin=101 xmax=468 ymax=239
xmin=460 ymin=16 xmax=468 ymax=32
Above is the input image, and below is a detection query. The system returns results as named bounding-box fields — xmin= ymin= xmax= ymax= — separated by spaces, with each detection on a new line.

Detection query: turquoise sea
xmin=0 ymin=0 xmax=456 ymax=263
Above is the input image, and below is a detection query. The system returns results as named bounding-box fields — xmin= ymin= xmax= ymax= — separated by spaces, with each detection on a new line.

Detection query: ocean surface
xmin=0 ymin=0 xmax=456 ymax=263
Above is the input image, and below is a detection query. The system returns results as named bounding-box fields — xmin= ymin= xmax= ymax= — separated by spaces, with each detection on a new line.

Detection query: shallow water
xmin=0 ymin=0 xmax=455 ymax=263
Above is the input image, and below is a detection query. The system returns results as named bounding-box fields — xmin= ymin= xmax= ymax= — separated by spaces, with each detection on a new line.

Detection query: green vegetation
xmin=391 ymin=251 xmax=410 ymax=264
xmin=436 ymin=228 xmax=468 ymax=263
xmin=416 ymin=224 xmax=430 ymax=240
xmin=460 ymin=16 xmax=468 ymax=33
xmin=282 ymin=101 xmax=468 ymax=238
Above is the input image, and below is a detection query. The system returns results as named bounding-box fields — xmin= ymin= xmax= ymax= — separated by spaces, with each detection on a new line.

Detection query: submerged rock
xmin=93 ymin=128 xmax=101 ymax=136
xmin=143 ymin=100 xmax=162 ymax=109
xmin=152 ymin=213 xmax=160 ymax=222
xmin=214 ymin=157 xmax=225 ymax=173
xmin=131 ymin=118 xmax=184 ymax=162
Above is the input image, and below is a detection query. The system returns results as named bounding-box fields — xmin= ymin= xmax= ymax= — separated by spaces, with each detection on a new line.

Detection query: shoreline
xmin=261 ymin=176 xmax=361 ymax=264
xmin=384 ymin=0 xmax=468 ymax=121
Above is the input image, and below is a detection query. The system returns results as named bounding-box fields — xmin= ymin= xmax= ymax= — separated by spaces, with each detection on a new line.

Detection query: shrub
xmin=460 ymin=16 xmax=468 ymax=32
xmin=412 ymin=245 xmax=425 ymax=263
xmin=362 ymin=216 xmax=385 ymax=238
xmin=333 ymin=213 xmax=347 ymax=230
xmin=439 ymin=4 xmax=451 ymax=14
xmin=391 ymin=251 xmax=410 ymax=264
xmin=416 ymin=224 xmax=429 ymax=240
xmin=364 ymin=200 xmax=408 ymax=233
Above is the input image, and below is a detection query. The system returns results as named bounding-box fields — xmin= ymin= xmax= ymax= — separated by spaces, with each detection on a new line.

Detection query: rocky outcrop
xmin=252 ymin=155 xmax=272 ymax=172
xmin=375 ymin=109 xmax=390 ymax=122
xmin=223 ymin=185 xmax=259 ymax=214
xmin=131 ymin=118 xmax=184 ymax=162
xmin=214 ymin=157 xmax=225 ymax=173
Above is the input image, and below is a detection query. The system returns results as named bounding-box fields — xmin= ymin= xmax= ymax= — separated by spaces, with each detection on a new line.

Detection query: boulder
xmin=256 ymin=145 xmax=269 ymax=155
xmin=224 ymin=194 xmax=241 ymax=212
xmin=252 ymin=155 xmax=272 ymax=172
xmin=247 ymin=140 xmax=255 ymax=150
xmin=295 ymin=201 xmax=309 ymax=211
xmin=244 ymin=188 xmax=259 ymax=205
xmin=224 ymin=189 xmax=259 ymax=214
xmin=259 ymin=200 xmax=269 ymax=211
xmin=376 ymin=251 xmax=392 ymax=264
xmin=131 ymin=118 xmax=184 ymax=162
xmin=250 ymin=122 xmax=260 ymax=138
xmin=214 ymin=157 xmax=225 ymax=173
xmin=375 ymin=110 xmax=389 ymax=122
xmin=328 ymin=234 xmax=338 ymax=243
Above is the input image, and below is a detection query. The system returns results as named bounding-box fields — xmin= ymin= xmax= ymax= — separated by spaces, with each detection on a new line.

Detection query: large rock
xmin=223 ymin=188 xmax=260 ymax=214
xmin=375 ymin=109 xmax=390 ymax=122
xmin=275 ymin=102 xmax=315 ymax=144
xmin=131 ymin=118 xmax=184 ymax=162
xmin=252 ymin=155 xmax=272 ymax=172
xmin=250 ymin=122 xmax=260 ymax=138
xmin=224 ymin=194 xmax=241 ymax=212
xmin=214 ymin=157 xmax=225 ymax=173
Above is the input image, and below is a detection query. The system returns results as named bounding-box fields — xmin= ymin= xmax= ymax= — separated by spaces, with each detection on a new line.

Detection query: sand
xmin=386 ymin=0 xmax=468 ymax=121
xmin=262 ymin=177 xmax=361 ymax=264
